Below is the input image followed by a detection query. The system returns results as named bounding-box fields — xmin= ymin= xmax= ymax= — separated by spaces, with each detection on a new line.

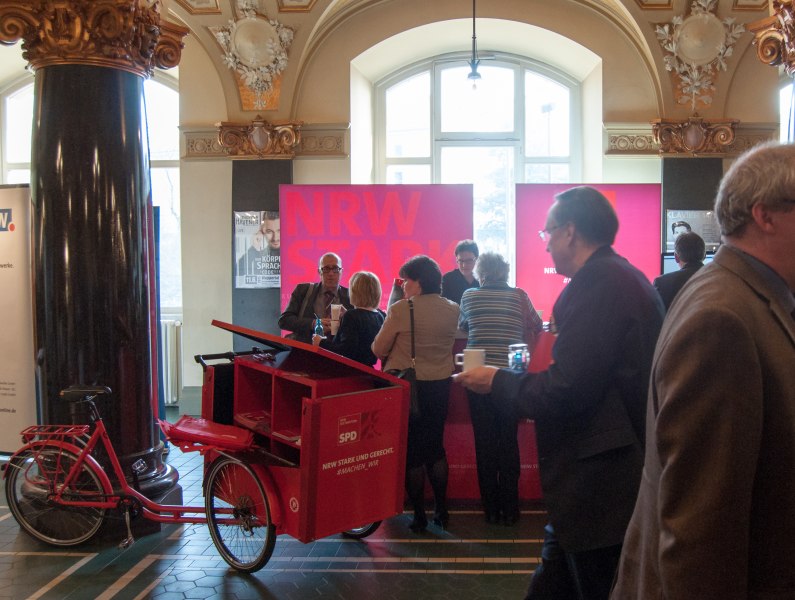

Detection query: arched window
xmin=376 ymin=54 xmax=580 ymax=265
xmin=1 ymin=76 xmax=182 ymax=311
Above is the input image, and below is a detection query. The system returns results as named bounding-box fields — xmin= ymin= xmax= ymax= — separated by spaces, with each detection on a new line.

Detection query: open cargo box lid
xmin=211 ymin=319 xmax=408 ymax=389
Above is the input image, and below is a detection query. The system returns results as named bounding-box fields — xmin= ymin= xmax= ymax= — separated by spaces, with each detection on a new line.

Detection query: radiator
xmin=160 ymin=319 xmax=183 ymax=405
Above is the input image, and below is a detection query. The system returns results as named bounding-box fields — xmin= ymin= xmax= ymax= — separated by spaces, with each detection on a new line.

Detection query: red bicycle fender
xmin=4 ymin=441 xmax=113 ymax=493
xmin=248 ymin=463 xmax=282 ymax=528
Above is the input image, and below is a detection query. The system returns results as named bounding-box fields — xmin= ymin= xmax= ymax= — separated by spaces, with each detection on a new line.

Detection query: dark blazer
xmin=277 ymin=282 xmax=352 ymax=343
xmin=612 ymin=246 xmax=795 ymax=600
xmin=441 ymin=269 xmax=479 ymax=304
xmin=653 ymin=261 xmax=703 ymax=310
xmin=492 ymin=246 xmax=664 ymax=552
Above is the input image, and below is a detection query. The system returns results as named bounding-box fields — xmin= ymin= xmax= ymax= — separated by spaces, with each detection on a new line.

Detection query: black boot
xmin=428 ymin=457 xmax=449 ymax=529
xmin=405 ymin=466 xmax=427 ymax=533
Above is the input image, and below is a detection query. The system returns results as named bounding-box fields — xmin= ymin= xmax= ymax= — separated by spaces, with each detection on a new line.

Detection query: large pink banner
xmin=516 ymin=184 xmax=662 ymax=320
xmin=279 ymin=184 xmax=473 ymax=309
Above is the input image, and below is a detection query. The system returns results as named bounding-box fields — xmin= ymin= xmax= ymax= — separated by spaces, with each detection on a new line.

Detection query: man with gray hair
xmin=611 ymin=142 xmax=795 ymax=599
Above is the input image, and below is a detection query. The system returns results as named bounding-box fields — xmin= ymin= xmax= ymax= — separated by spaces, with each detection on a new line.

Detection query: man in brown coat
xmin=611 ymin=142 xmax=795 ymax=599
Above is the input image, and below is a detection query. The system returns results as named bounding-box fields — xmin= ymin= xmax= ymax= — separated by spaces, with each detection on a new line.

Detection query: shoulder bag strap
xmin=298 ymin=283 xmax=315 ymax=319
xmin=408 ymin=299 xmax=416 ymax=368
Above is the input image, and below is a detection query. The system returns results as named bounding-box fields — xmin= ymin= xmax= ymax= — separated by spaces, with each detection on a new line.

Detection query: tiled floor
xmin=0 ymin=423 xmax=547 ymax=599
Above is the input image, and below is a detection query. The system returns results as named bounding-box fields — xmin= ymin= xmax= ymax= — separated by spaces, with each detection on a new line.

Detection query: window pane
xmin=151 ymin=167 xmax=182 ymax=308
xmin=525 ymin=163 xmax=570 ymax=183
xmin=386 ymin=164 xmax=431 ymax=184
xmin=525 ymin=72 xmax=570 ymax=157
xmin=144 ymin=80 xmax=180 ymax=161
xmin=441 ymin=65 xmax=514 ymax=132
xmin=781 ymin=83 xmax=794 ymax=142
xmin=7 ymin=169 xmax=30 ymax=184
xmin=441 ymin=146 xmax=514 ymax=259
xmin=386 ymin=71 xmax=430 ymax=157
xmin=5 ymin=85 xmax=33 ymax=164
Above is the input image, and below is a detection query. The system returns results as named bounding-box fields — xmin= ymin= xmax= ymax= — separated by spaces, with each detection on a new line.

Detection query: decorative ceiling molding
xmin=652 ymin=114 xmax=738 ymax=154
xmin=655 ymin=0 xmax=745 ymax=111
xmin=173 ymin=0 xmax=221 ymax=15
xmin=749 ymin=0 xmax=795 ymax=76
xmin=277 ymin=0 xmax=318 ymax=12
xmin=605 ymin=122 xmax=775 ymax=157
xmin=217 ymin=116 xmax=302 ymax=158
xmin=184 ymin=123 xmax=348 ymax=160
xmin=635 ymin=0 xmax=673 ymax=9
xmin=732 ymin=0 xmax=768 ymax=10
xmin=0 ymin=0 xmax=188 ymax=77
xmin=209 ymin=0 xmax=294 ymax=110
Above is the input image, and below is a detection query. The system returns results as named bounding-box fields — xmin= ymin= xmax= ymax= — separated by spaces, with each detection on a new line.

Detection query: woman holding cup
xmin=372 ymin=255 xmax=459 ymax=532
xmin=312 ymin=271 xmax=385 ymax=367
xmin=458 ymin=252 xmax=543 ymax=525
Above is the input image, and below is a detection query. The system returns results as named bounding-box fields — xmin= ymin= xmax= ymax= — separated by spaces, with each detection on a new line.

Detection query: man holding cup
xmin=455 ymin=188 xmax=664 ymax=600
xmin=278 ymin=252 xmax=353 ymax=343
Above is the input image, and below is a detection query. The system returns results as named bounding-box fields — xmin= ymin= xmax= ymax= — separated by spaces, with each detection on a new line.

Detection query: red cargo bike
xmin=3 ymin=320 xmax=410 ymax=573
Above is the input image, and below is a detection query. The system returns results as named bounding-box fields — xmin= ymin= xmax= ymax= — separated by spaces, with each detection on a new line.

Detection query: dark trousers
xmin=526 ymin=524 xmax=622 ymax=600
xmin=467 ymin=389 xmax=520 ymax=518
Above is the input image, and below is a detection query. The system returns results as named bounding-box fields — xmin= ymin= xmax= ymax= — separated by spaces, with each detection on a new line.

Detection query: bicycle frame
xmin=10 ymin=413 xmax=209 ymax=526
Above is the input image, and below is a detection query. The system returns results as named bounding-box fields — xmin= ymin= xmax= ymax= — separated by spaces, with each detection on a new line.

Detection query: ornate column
xmin=0 ymin=1 xmax=187 ymax=500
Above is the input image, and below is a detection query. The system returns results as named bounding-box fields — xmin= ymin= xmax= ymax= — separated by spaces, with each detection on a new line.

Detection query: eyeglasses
xmin=538 ymin=224 xmax=564 ymax=242
xmin=320 ymin=266 xmax=342 ymax=273
xmin=456 ymin=258 xmax=476 ymax=265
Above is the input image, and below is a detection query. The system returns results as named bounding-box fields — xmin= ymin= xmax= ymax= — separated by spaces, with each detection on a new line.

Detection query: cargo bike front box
xmin=196 ymin=319 xmax=411 ymax=544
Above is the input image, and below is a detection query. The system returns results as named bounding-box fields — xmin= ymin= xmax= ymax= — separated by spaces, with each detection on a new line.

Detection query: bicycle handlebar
xmin=194 ymin=347 xmax=267 ymax=371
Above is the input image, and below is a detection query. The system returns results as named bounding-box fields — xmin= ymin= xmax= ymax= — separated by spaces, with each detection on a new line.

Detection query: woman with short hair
xmin=459 ymin=252 xmax=543 ymax=525
xmin=313 ymin=271 xmax=384 ymax=367
xmin=372 ymin=255 xmax=460 ymax=532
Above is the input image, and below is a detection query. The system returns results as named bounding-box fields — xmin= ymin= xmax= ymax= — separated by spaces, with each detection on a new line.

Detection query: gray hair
xmin=474 ymin=252 xmax=510 ymax=284
xmin=318 ymin=252 xmax=342 ymax=268
xmin=715 ymin=142 xmax=795 ymax=237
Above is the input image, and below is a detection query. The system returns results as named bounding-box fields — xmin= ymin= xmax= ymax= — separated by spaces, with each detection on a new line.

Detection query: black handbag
xmin=387 ymin=299 xmax=420 ymax=419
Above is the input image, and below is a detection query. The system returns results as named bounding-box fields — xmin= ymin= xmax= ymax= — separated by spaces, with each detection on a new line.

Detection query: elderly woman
xmin=372 ymin=255 xmax=460 ymax=533
xmin=459 ymin=252 xmax=543 ymax=525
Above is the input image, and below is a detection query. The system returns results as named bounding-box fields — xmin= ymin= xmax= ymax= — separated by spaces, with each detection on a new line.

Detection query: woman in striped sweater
xmin=459 ymin=252 xmax=543 ymax=525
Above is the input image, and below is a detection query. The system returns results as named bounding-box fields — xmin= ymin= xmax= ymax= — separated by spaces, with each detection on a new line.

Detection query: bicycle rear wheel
xmin=205 ymin=457 xmax=276 ymax=573
xmin=5 ymin=447 xmax=106 ymax=546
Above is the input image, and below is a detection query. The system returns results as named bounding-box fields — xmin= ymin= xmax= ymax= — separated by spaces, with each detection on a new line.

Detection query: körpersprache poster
xmin=665 ymin=209 xmax=721 ymax=252
xmin=234 ymin=210 xmax=280 ymax=289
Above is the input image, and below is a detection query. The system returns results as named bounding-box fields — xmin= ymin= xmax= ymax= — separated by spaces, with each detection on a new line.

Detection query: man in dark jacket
xmin=277 ymin=252 xmax=353 ymax=343
xmin=653 ymin=231 xmax=706 ymax=310
xmin=456 ymin=186 xmax=664 ymax=600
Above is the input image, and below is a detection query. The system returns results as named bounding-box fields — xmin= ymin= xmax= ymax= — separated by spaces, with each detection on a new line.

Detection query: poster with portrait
xmin=234 ymin=210 xmax=281 ymax=289
xmin=665 ymin=209 xmax=721 ymax=252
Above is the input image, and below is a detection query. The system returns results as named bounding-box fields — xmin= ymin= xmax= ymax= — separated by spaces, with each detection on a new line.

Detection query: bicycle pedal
xmin=118 ymin=535 xmax=134 ymax=550
xmin=131 ymin=459 xmax=147 ymax=474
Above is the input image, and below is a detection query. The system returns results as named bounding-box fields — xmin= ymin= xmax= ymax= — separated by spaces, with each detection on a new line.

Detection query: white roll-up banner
xmin=0 ymin=185 xmax=36 ymax=453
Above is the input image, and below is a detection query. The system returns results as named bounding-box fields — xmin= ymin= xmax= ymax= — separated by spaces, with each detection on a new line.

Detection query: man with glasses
xmin=456 ymin=186 xmax=664 ymax=600
xmin=441 ymin=239 xmax=480 ymax=304
xmin=278 ymin=252 xmax=353 ymax=343
xmin=612 ymin=143 xmax=795 ymax=599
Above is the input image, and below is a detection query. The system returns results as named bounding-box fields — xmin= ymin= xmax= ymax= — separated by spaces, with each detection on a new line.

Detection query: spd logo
xmin=0 ymin=209 xmax=13 ymax=232
xmin=337 ymin=413 xmax=361 ymax=445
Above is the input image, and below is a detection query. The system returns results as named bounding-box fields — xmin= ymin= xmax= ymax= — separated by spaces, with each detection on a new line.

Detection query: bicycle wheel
xmin=5 ymin=446 xmax=106 ymax=546
xmin=205 ymin=457 xmax=276 ymax=573
xmin=341 ymin=521 xmax=381 ymax=539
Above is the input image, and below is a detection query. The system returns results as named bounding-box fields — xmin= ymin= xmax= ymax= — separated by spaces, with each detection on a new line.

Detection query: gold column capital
xmin=0 ymin=0 xmax=188 ymax=77
xmin=749 ymin=0 xmax=795 ymax=76
xmin=652 ymin=115 xmax=739 ymax=156
xmin=217 ymin=116 xmax=303 ymax=159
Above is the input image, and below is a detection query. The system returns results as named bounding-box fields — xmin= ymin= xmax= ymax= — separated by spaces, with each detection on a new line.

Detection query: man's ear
xmin=750 ymin=202 xmax=776 ymax=233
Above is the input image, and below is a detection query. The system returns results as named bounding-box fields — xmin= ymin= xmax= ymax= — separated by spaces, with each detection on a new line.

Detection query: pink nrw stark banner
xmin=279 ymin=184 xmax=474 ymax=309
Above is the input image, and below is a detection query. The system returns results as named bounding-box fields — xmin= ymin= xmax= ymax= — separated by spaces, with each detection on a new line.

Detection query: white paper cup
xmin=330 ymin=319 xmax=339 ymax=335
xmin=454 ymin=348 xmax=486 ymax=371
xmin=330 ymin=304 xmax=342 ymax=320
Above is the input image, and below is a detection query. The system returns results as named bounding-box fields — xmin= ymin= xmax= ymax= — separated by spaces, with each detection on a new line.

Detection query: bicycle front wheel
xmin=205 ymin=457 xmax=276 ymax=573
xmin=5 ymin=446 xmax=106 ymax=546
